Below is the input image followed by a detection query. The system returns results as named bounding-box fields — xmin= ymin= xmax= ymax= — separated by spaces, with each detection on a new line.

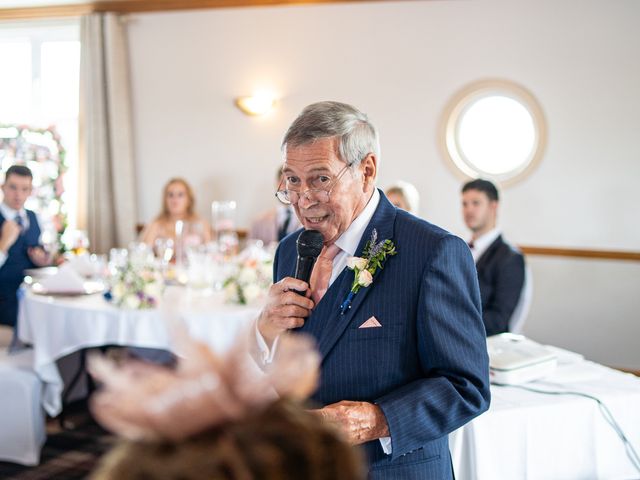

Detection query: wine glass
xmin=109 ymin=248 xmax=128 ymax=275
xmin=155 ymin=237 xmax=175 ymax=264
xmin=155 ymin=237 xmax=174 ymax=277
xmin=73 ymin=230 xmax=90 ymax=255
xmin=39 ymin=227 xmax=59 ymax=258
xmin=211 ymin=201 xmax=238 ymax=257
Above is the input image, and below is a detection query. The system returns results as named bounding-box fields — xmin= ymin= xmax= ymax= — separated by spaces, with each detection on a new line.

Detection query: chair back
xmin=509 ymin=264 xmax=533 ymax=334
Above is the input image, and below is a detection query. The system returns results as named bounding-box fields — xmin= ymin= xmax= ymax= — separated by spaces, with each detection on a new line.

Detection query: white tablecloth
xmin=17 ymin=286 xmax=261 ymax=416
xmin=449 ymin=356 xmax=640 ymax=480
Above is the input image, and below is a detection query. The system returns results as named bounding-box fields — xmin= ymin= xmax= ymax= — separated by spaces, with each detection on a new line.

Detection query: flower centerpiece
xmin=223 ymin=245 xmax=273 ymax=305
xmin=105 ymin=261 xmax=164 ymax=309
xmin=340 ymin=229 xmax=397 ymax=314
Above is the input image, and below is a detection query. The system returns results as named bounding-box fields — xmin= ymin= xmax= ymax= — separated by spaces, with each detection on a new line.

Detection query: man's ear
xmin=360 ymin=153 xmax=377 ymax=190
xmin=489 ymin=200 xmax=499 ymax=216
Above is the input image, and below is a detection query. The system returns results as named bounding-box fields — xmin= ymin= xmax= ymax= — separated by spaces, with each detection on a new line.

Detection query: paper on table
xmin=37 ymin=263 xmax=86 ymax=293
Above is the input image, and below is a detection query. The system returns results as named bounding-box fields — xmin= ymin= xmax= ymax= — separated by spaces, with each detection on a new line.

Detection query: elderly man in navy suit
xmin=255 ymin=101 xmax=490 ymax=479
xmin=462 ymin=179 xmax=526 ymax=336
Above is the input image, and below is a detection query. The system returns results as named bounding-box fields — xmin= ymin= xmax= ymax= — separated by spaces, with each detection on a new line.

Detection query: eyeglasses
xmin=275 ymin=163 xmax=353 ymax=206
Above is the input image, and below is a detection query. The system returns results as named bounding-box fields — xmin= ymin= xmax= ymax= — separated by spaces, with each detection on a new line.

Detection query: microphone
xmin=294 ymin=229 xmax=324 ymax=293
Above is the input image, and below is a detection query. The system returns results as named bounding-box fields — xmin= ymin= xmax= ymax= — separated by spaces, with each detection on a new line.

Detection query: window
xmin=0 ymin=19 xmax=80 ymax=235
xmin=441 ymin=79 xmax=546 ymax=184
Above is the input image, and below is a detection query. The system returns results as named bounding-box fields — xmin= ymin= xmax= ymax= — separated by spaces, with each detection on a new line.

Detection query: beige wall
xmin=126 ymin=0 xmax=640 ymax=368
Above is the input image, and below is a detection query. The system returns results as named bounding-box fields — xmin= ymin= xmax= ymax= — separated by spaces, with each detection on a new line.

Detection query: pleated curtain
xmin=79 ymin=13 xmax=137 ymax=253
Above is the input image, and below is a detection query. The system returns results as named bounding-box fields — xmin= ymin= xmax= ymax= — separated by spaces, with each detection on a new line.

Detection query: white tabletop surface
xmin=17 ymin=285 xmax=261 ymax=416
xmin=449 ymin=353 xmax=640 ymax=480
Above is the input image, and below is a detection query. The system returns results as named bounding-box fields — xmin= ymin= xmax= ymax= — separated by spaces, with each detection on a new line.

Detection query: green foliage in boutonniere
xmin=340 ymin=229 xmax=397 ymax=314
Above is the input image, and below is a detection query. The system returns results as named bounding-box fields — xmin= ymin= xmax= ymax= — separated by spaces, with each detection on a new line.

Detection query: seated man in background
xmin=462 ymin=178 xmax=525 ymax=336
xmin=249 ymin=169 xmax=301 ymax=245
xmin=0 ymin=165 xmax=50 ymax=329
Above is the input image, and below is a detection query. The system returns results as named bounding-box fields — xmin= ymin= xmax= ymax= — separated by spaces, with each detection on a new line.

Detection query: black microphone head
xmin=296 ymin=230 xmax=324 ymax=258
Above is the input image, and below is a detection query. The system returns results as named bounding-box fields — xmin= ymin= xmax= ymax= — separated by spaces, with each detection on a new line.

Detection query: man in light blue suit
xmin=255 ymin=101 xmax=490 ymax=479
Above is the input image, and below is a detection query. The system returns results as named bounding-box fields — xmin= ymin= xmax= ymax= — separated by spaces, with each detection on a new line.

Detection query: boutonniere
xmin=339 ymin=229 xmax=397 ymax=315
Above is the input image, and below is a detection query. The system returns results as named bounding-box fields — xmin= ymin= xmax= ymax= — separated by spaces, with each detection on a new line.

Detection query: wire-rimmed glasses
xmin=275 ymin=163 xmax=353 ymax=205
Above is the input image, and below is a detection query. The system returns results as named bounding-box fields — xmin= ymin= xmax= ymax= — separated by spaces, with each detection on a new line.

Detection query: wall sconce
xmin=235 ymin=93 xmax=277 ymax=116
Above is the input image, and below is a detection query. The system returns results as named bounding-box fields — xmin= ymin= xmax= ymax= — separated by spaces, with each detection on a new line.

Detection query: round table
xmin=17 ymin=285 xmax=261 ymax=416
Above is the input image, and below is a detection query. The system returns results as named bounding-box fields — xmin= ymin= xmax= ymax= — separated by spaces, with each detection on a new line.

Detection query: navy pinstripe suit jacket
xmin=274 ymin=191 xmax=490 ymax=479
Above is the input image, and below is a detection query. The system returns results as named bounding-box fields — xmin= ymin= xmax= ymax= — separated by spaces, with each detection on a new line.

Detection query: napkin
xmin=38 ymin=263 xmax=86 ymax=293
xmin=67 ymin=253 xmax=95 ymax=277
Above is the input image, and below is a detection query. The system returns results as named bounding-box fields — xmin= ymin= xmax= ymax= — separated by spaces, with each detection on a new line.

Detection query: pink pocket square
xmin=359 ymin=316 xmax=382 ymax=328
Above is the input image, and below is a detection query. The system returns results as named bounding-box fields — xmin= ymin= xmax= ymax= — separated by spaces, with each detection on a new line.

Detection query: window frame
xmin=440 ymin=79 xmax=547 ymax=185
xmin=0 ymin=18 xmax=80 ymax=230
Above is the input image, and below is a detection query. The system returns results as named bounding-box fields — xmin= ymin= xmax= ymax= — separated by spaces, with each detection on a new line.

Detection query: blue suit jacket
xmin=274 ymin=192 xmax=490 ymax=479
xmin=0 ymin=209 xmax=41 ymax=327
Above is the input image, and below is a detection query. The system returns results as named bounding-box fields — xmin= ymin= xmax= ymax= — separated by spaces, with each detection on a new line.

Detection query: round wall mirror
xmin=441 ymin=79 xmax=546 ymax=184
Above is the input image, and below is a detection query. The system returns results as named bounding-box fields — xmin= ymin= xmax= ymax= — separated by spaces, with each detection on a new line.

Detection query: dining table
xmin=449 ymin=348 xmax=640 ymax=480
xmin=17 ymin=284 xmax=261 ymax=417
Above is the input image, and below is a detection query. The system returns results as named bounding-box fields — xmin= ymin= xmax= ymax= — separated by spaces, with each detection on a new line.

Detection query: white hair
xmin=282 ymin=101 xmax=380 ymax=168
xmin=386 ymin=180 xmax=420 ymax=215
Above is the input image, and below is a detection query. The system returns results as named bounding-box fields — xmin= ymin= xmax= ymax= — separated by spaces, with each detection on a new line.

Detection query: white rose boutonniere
xmin=346 ymin=256 xmax=368 ymax=271
xmin=340 ymin=229 xmax=396 ymax=315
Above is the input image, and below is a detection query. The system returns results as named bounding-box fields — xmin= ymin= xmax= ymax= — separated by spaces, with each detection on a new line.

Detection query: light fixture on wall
xmin=235 ymin=92 xmax=277 ymax=116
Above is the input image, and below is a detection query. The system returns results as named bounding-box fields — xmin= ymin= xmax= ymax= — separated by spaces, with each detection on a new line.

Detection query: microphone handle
xmin=294 ymin=255 xmax=317 ymax=294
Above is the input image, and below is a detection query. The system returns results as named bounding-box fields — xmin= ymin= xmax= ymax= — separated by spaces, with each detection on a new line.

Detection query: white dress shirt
xmin=0 ymin=202 xmax=30 ymax=269
xmin=469 ymin=227 xmax=501 ymax=263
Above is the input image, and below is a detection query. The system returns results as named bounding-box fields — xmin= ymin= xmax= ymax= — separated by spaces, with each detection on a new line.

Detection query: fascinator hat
xmin=88 ymin=330 xmax=365 ymax=480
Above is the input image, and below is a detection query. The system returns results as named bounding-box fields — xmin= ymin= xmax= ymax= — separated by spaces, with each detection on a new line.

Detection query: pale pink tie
xmin=310 ymin=244 xmax=341 ymax=304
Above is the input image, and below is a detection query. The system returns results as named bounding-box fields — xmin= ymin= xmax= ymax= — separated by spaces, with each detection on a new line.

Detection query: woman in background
xmin=385 ymin=180 xmax=421 ymax=216
xmin=140 ymin=178 xmax=212 ymax=248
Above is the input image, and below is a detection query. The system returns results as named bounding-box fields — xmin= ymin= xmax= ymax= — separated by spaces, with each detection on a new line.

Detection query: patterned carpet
xmin=0 ymin=403 xmax=115 ymax=480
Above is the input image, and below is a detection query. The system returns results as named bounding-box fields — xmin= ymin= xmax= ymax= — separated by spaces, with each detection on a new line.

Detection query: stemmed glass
xmin=211 ymin=200 xmax=238 ymax=258
xmin=154 ymin=237 xmax=174 ymax=275
xmin=108 ymin=248 xmax=128 ymax=276
xmin=39 ymin=228 xmax=59 ymax=261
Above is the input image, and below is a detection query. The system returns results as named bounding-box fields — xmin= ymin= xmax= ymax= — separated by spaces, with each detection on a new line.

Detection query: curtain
xmin=79 ymin=13 xmax=137 ymax=254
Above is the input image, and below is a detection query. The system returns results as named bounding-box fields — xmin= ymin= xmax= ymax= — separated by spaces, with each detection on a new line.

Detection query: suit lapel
xmin=309 ymin=192 xmax=398 ymax=360
xmin=476 ymin=235 xmax=502 ymax=270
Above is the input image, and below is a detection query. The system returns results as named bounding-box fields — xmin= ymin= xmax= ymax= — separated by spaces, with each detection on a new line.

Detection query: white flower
xmin=124 ymin=294 xmax=141 ymax=310
xmin=143 ymin=281 xmax=163 ymax=300
xmin=258 ymin=261 xmax=273 ymax=279
xmin=243 ymin=284 xmax=263 ymax=304
xmin=221 ymin=247 xmax=274 ymax=305
xmin=112 ymin=282 xmax=126 ymax=300
xmin=357 ymin=270 xmax=373 ymax=287
xmin=347 ymin=256 xmax=368 ymax=270
xmin=223 ymin=283 xmax=238 ymax=302
xmin=238 ymin=267 xmax=258 ymax=285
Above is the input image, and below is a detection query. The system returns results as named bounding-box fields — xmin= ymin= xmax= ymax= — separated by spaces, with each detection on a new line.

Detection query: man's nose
xmin=297 ymin=192 xmax=318 ymax=209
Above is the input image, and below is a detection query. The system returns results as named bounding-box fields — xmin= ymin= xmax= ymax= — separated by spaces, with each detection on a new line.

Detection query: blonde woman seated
xmin=385 ymin=180 xmax=420 ymax=215
xmin=140 ymin=178 xmax=212 ymax=248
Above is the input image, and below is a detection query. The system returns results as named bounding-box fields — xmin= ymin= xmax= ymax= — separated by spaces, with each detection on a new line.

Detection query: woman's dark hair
xmin=92 ymin=400 xmax=365 ymax=480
